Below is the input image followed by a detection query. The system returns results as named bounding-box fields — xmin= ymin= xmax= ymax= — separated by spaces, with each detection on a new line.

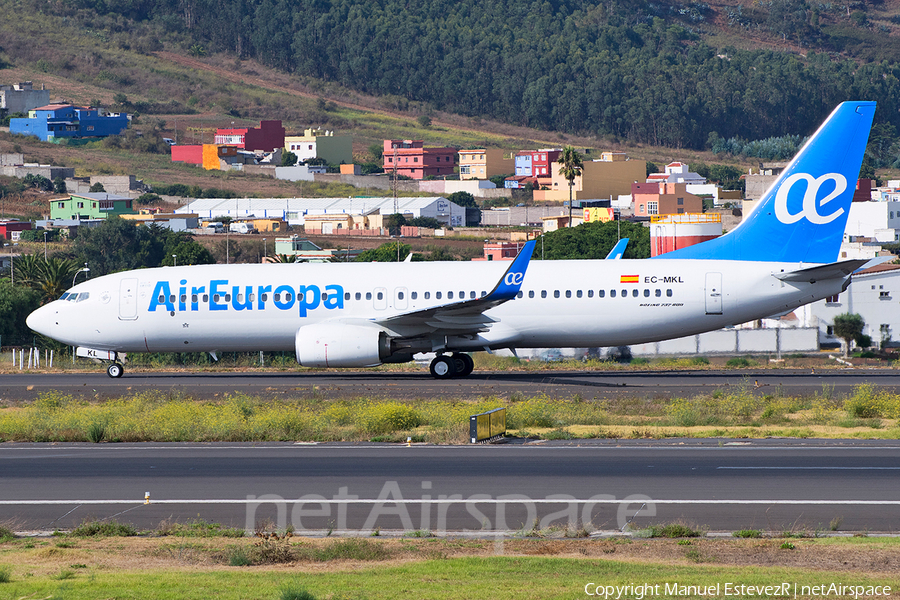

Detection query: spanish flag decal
xmin=620 ymin=275 xmax=639 ymax=283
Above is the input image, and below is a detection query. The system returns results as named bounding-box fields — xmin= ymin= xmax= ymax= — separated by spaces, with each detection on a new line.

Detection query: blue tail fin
xmin=654 ymin=101 xmax=876 ymax=263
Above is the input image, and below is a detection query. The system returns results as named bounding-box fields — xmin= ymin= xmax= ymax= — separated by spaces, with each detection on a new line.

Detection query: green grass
xmin=0 ymin=555 xmax=895 ymax=599
xmin=69 ymin=520 xmax=137 ymax=537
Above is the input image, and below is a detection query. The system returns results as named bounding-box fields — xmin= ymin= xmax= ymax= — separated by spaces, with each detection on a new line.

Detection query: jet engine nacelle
xmin=295 ymin=322 xmax=391 ymax=367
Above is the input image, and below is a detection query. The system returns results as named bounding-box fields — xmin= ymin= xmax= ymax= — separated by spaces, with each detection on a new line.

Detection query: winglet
xmin=485 ymin=240 xmax=535 ymax=300
xmin=606 ymin=238 xmax=629 ymax=260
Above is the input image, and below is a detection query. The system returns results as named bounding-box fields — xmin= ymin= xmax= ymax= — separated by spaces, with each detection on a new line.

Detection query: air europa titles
xmin=147 ymin=279 xmax=344 ymax=317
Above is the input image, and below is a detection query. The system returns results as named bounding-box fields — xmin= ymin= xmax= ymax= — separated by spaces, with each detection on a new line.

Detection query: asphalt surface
xmin=2 ymin=441 xmax=899 ymax=533
xmin=2 ymin=368 xmax=900 ymax=401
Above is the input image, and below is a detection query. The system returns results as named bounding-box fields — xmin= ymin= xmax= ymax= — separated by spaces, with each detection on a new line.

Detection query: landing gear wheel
xmin=429 ymin=355 xmax=457 ymax=379
xmin=107 ymin=362 xmax=124 ymax=378
xmin=452 ymin=353 xmax=474 ymax=377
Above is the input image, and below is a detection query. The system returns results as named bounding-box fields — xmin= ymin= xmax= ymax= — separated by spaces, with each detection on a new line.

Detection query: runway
xmin=2 ymin=368 xmax=900 ymax=401
xmin=2 ymin=441 xmax=898 ymax=533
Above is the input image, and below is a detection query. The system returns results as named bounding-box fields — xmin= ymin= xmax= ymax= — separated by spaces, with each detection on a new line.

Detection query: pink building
xmin=383 ymin=140 xmax=456 ymax=179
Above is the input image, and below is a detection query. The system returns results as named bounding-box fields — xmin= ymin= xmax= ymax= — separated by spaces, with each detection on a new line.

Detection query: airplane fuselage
xmin=32 ymin=258 xmax=842 ymax=355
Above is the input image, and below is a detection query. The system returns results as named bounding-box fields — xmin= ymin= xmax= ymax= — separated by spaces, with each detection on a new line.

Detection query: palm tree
xmin=557 ymin=146 xmax=584 ymax=228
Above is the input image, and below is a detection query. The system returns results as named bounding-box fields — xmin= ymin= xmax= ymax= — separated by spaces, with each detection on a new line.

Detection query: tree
xmin=538 ymin=221 xmax=651 ymax=260
xmin=557 ymin=147 xmax=583 ymax=228
xmin=0 ymin=280 xmax=41 ymax=346
xmin=281 ymin=150 xmax=298 ymax=166
xmin=446 ymin=191 xmax=477 ymax=209
xmin=384 ymin=213 xmax=408 ymax=235
xmin=355 ymin=242 xmax=411 ymax=262
xmin=89 ymin=182 xmax=106 ymax=193
xmin=53 ymin=177 xmax=67 ymax=194
xmin=832 ymin=313 xmax=865 ymax=357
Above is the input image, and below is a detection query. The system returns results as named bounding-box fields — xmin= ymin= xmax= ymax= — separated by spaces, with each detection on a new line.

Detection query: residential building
xmin=646 ymin=162 xmax=706 ymax=185
xmin=632 ymin=182 xmax=703 ymax=217
xmin=514 ymin=149 xmax=561 ymax=178
xmin=843 ymin=200 xmax=900 ymax=243
xmin=50 ymin=193 xmax=135 ymax=220
xmin=802 ymin=263 xmax=900 ymax=349
xmin=0 ymin=220 xmax=32 ymax=241
xmin=214 ymin=120 xmax=286 ymax=152
xmin=285 ymin=128 xmax=352 ymax=165
xmin=304 ymin=212 xmax=384 ymax=235
xmin=10 ymin=104 xmax=129 ymax=141
xmin=481 ymin=206 xmax=567 ymax=227
xmin=534 ymin=152 xmax=646 ymax=204
xmin=382 ymin=140 xmax=456 ymax=179
xmin=458 ymin=148 xmax=513 ymax=180
xmin=0 ymin=82 xmax=50 ymax=114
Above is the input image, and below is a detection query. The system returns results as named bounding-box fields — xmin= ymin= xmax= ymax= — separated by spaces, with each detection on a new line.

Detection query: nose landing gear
xmin=106 ymin=362 xmax=125 ymax=378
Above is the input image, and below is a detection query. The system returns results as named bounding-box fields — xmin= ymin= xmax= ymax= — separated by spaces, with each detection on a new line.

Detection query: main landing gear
xmin=429 ymin=353 xmax=474 ymax=379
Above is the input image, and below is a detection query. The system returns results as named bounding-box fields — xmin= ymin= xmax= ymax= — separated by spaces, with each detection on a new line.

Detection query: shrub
xmin=87 ymin=421 xmax=107 ymax=443
xmin=302 ymin=538 xmax=393 ymax=561
xmin=280 ymin=584 xmax=317 ymax=600
xmin=0 ymin=525 xmax=14 ymax=543
xmin=508 ymin=399 xmax=557 ymax=428
xmin=646 ymin=523 xmax=702 ymax=538
xmin=733 ymin=529 xmax=762 ymax=538
xmin=361 ymin=402 xmax=422 ymax=434
xmin=225 ymin=545 xmax=252 ymax=566
xmin=70 ymin=520 xmax=137 ymax=537
xmin=0 ymin=565 xmax=10 ymax=583
xmin=844 ymin=384 xmax=900 ymax=419
xmin=725 ymin=357 xmax=751 ymax=368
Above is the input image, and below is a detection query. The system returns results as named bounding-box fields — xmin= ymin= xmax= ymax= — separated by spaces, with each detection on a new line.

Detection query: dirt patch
xmin=3 ymin=536 xmax=898 ymax=576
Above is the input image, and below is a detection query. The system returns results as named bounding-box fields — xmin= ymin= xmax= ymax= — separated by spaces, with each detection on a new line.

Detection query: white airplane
xmin=27 ymin=101 xmax=876 ymax=379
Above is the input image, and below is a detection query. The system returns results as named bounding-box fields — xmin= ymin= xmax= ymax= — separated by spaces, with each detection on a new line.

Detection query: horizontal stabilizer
xmin=774 ymin=259 xmax=868 ymax=283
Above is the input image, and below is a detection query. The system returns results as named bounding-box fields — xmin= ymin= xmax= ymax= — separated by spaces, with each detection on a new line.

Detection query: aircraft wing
xmin=376 ymin=240 xmax=535 ymax=335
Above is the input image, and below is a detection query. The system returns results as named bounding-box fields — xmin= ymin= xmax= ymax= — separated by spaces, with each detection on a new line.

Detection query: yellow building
xmin=534 ymin=152 xmax=646 ymax=203
xmin=458 ymin=148 xmax=514 ymax=180
xmin=303 ymin=212 xmax=384 ymax=234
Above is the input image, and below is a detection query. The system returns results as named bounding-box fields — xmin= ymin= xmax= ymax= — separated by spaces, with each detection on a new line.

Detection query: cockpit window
xmin=67 ymin=293 xmax=78 ymax=302
xmin=59 ymin=292 xmax=70 ymax=301
xmin=76 ymin=292 xmax=89 ymax=302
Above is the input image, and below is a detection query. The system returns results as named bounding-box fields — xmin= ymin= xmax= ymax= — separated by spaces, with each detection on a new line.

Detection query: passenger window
xmin=377 ymin=291 xmax=383 ymax=300
xmin=470 ymin=291 xmax=476 ymax=299
xmin=598 ymin=290 xmax=604 ymax=298
xmin=192 ymin=294 xmax=198 ymax=303
xmin=180 ymin=294 xmax=187 ymax=303
xmin=643 ymin=289 xmax=650 ymax=297
xmin=655 ymin=289 xmax=661 ymax=297
xmin=621 ymin=289 xmax=627 ymax=297
xmin=344 ymin=292 xmax=351 ymax=300
xmin=203 ymin=294 xmax=209 ymax=302
xmin=587 ymin=290 xmax=593 ymax=298
xmin=425 ymin=292 xmax=431 ymax=299
xmin=667 ymin=289 xmax=673 ymax=297
xmin=528 ymin=291 xmax=534 ymax=298
xmin=481 ymin=291 xmax=486 ymax=297
xmin=355 ymin=292 xmax=361 ymax=300
xmin=169 ymin=294 xmax=176 ymax=303
xmin=411 ymin=292 xmax=417 ymax=300
xmin=321 ymin=292 xmax=328 ymax=301
xmin=398 ymin=291 xmax=404 ymax=300
xmin=541 ymin=290 xmax=547 ymax=298
xmin=632 ymin=289 xmax=638 ymax=297
xmin=259 ymin=294 xmax=266 ymax=302
xmin=249 ymin=294 xmax=255 ymax=302
xmin=576 ymin=290 xmax=582 ymax=298
xmin=158 ymin=295 xmax=165 ymax=303
xmin=366 ymin=292 xmax=372 ymax=300
xmin=566 ymin=290 xmax=572 ymax=298
xmin=282 ymin=293 xmax=291 ymax=302
xmin=459 ymin=291 xmax=464 ymax=298
xmin=215 ymin=293 xmax=223 ymax=302
xmin=517 ymin=291 xmax=523 ymax=298
xmin=226 ymin=294 xmax=232 ymax=302
xmin=436 ymin=292 xmax=441 ymax=299
xmin=448 ymin=292 xmax=454 ymax=299
xmin=297 ymin=292 xmax=305 ymax=301
xmin=610 ymin=290 xmax=616 ymax=298
xmin=554 ymin=290 xmax=560 ymax=298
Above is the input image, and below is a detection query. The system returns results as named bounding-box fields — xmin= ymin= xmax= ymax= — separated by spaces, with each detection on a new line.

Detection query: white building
xmin=800 ymin=263 xmax=900 ymax=349
xmin=647 ymin=162 xmax=707 ymax=185
xmin=844 ymin=201 xmax=900 ymax=243
xmin=175 ymin=196 xmax=467 ymax=227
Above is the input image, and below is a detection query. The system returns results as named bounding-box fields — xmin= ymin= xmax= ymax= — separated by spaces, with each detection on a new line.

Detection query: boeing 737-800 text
xmin=26 ymin=101 xmax=876 ymax=378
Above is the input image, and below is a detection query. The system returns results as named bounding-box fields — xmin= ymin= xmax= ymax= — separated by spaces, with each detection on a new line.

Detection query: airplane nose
xmin=26 ymin=304 xmax=55 ymax=337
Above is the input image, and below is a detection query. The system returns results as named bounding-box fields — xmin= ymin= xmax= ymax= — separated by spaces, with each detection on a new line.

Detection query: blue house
xmin=10 ymin=104 xmax=129 ymax=141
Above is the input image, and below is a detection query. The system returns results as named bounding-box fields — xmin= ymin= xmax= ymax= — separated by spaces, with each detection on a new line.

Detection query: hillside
xmin=1 ymin=0 xmax=900 ymax=195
